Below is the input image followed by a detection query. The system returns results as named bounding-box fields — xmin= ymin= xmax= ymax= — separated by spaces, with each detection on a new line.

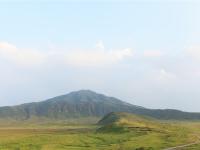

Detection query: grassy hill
xmin=96 ymin=112 xmax=200 ymax=149
xmin=1 ymin=90 xmax=200 ymax=121
xmin=98 ymin=112 xmax=154 ymax=126
xmin=97 ymin=112 xmax=161 ymax=133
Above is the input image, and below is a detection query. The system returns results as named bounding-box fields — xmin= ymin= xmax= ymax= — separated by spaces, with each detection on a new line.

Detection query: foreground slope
xmin=97 ymin=112 xmax=200 ymax=149
xmin=0 ymin=90 xmax=200 ymax=120
xmin=0 ymin=112 xmax=198 ymax=150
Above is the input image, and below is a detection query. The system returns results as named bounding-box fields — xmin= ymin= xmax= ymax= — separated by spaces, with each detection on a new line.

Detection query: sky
xmin=0 ymin=0 xmax=200 ymax=112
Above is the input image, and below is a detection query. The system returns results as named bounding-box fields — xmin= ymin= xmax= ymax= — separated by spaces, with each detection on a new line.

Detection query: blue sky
xmin=0 ymin=1 xmax=200 ymax=111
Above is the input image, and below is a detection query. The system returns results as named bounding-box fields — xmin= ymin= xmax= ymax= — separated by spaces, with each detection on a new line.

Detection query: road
xmin=163 ymin=135 xmax=200 ymax=150
xmin=163 ymin=142 xmax=199 ymax=150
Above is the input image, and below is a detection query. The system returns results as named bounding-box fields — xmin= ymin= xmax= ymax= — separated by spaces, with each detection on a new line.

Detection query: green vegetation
xmin=1 ymin=112 xmax=200 ymax=150
xmin=1 ymin=91 xmax=200 ymax=149
xmin=97 ymin=112 xmax=159 ymax=133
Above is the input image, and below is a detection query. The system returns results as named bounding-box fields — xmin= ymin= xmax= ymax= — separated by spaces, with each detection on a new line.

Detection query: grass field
xmin=1 ymin=119 xmax=200 ymax=150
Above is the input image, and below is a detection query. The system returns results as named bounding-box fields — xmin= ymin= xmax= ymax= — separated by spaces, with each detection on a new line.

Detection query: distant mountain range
xmin=0 ymin=90 xmax=200 ymax=120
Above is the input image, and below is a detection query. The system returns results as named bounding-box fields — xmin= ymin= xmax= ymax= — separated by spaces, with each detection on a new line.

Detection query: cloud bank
xmin=0 ymin=42 xmax=46 ymax=66
xmin=0 ymin=41 xmax=134 ymax=67
xmin=143 ymin=50 xmax=164 ymax=58
xmin=64 ymin=48 xmax=133 ymax=67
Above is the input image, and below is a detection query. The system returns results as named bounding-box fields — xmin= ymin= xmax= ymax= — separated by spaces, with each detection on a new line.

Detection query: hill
xmin=0 ymin=90 xmax=200 ymax=120
xmin=97 ymin=112 xmax=161 ymax=133
xmin=98 ymin=112 xmax=152 ymax=126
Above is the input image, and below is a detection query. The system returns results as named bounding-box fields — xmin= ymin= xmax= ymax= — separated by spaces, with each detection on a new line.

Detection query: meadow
xmin=0 ymin=120 xmax=200 ymax=150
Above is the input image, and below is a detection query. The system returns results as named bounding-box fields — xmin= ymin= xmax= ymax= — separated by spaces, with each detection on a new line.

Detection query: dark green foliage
xmin=0 ymin=90 xmax=200 ymax=121
xmin=98 ymin=112 xmax=121 ymax=125
xmin=97 ymin=124 xmax=129 ymax=133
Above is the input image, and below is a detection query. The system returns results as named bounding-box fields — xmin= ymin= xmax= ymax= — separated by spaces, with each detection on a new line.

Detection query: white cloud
xmin=95 ymin=40 xmax=105 ymax=50
xmin=0 ymin=41 xmax=134 ymax=67
xmin=143 ymin=50 xmax=163 ymax=58
xmin=0 ymin=41 xmax=46 ymax=66
xmin=186 ymin=46 xmax=200 ymax=60
xmin=157 ymin=68 xmax=176 ymax=82
xmin=65 ymin=48 xmax=133 ymax=67
xmin=0 ymin=41 xmax=16 ymax=49
xmin=63 ymin=40 xmax=133 ymax=67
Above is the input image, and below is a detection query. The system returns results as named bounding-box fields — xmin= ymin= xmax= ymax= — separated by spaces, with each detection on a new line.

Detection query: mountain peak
xmin=70 ymin=89 xmax=98 ymax=95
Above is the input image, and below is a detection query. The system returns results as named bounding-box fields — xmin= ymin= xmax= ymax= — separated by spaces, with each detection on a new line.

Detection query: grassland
xmin=0 ymin=116 xmax=200 ymax=150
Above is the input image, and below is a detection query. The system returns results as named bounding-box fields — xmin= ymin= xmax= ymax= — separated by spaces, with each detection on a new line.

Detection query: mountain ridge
xmin=0 ymin=90 xmax=200 ymax=120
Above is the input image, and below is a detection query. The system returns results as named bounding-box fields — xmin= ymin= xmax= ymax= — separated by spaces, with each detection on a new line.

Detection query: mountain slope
xmin=0 ymin=90 xmax=200 ymax=120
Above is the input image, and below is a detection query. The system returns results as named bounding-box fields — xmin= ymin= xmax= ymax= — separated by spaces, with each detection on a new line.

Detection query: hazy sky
xmin=0 ymin=1 xmax=200 ymax=111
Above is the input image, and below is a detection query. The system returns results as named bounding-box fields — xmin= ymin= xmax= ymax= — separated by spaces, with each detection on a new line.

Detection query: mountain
xmin=0 ymin=90 xmax=200 ymax=120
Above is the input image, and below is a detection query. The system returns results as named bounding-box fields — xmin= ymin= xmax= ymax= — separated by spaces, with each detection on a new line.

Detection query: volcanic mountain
xmin=0 ymin=90 xmax=200 ymax=120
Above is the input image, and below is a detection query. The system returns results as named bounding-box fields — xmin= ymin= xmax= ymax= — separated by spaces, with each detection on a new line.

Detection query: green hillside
xmin=97 ymin=112 xmax=161 ymax=133
xmin=98 ymin=112 xmax=153 ymax=125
